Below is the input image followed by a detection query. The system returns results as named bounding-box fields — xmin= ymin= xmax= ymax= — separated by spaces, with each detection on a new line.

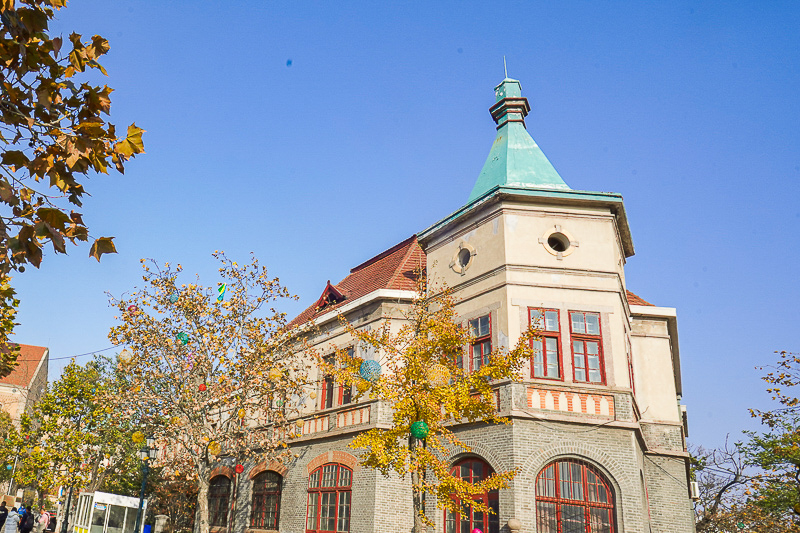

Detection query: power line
xmin=11 ymin=345 xmax=117 ymax=362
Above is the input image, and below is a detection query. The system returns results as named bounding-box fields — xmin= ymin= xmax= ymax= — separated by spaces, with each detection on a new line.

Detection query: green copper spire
xmin=468 ymin=78 xmax=570 ymax=203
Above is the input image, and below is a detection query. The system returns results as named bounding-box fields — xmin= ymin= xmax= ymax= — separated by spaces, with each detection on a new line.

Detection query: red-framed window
xmin=569 ymin=312 xmax=604 ymax=384
xmin=529 ymin=309 xmax=562 ymax=379
xmin=208 ymin=475 xmax=231 ymax=528
xmin=250 ymin=471 xmax=282 ymax=530
xmin=306 ymin=463 xmax=352 ymax=533
xmin=320 ymin=349 xmax=355 ymax=410
xmin=536 ymin=460 xmax=615 ymax=533
xmin=445 ymin=458 xmax=499 ymax=533
xmin=468 ymin=315 xmax=492 ymax=371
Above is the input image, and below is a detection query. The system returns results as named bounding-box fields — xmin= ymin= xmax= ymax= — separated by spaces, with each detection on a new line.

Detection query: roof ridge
xmin=350 ymin=235 xmax=417 ymax=273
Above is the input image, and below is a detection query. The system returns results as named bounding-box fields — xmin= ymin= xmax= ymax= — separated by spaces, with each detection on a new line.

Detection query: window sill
xmin=246 ymin=528 xmax=279 ymax=533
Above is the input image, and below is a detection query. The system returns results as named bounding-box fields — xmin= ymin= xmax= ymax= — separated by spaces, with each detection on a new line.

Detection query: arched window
xmin=251 ymin=471 xmax=282 ymax=530
xmin=445 ymin=458 xmax=499 ymax=533
xmin=306 ymin=463 xmax=352 ymax=533
xmin=208 ymin=475 xmax=231 ymax=528
xmin=536 ymin=460 xmax=615 ymax=533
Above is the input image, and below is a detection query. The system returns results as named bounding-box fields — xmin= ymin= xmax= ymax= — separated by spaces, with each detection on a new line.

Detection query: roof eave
xmin=418 ymin=186 xmax=635 ymax=257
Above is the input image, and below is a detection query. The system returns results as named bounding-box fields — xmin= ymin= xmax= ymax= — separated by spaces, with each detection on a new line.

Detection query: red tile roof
xmin=0 ymin=344 xmax=48 ymax=388
xmin=626 ymin=290 xmax=654 ymax=306
xmin=289 ymin=236 xmax=425 ymax=327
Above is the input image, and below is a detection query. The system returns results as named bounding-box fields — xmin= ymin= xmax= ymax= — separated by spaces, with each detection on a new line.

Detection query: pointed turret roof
xmin=468 ymin=78 xmax=569 ymax=203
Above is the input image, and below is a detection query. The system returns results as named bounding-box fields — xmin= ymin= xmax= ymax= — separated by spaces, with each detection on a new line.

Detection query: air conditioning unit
xmin=689 ymin=481 xmax=700 ymax=500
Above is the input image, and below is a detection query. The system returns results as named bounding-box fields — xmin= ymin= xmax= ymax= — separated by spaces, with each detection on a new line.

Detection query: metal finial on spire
xmin=503 ymin=56 xmax=508 ymax=78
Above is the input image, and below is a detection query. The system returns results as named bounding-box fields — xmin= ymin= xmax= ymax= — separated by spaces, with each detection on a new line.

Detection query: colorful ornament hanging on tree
xmin=309 ymin=391 xmax=317 ymax=400
xmin=168 ymin=292 xmax=179 ymax=303
xmin=217 ymin=283 xmax=226 ymax=302
xmin=238 ymin=409 xmax=246 ymax=419
xmin=295 ymin=419 xmax=305 ymax=428
xmin=268 ymin=368 xmax=282 ymax=381
xmin=235 ymin=464 xmax=244 ymax=474
xmin=410 ymin=420 xmax=429 ymax=439
xmin=208 ymin=441 xmax=221 ymax=455
xmin=198 ymin=383 xmax=207 ymax=392
xmin=427 ymin=364 xmax=450 ymax=387
xmin=119 ymin=349 xmax=132 ymax=364
xmin=132 ymin=431 xmax=145 ymax=444
xmin=359 ymin=360 xmax=381 ymax=382
xmin=471 ymin=529 xmax=483 ymax=533
xmin=127 ymin=305 xmax=139 ymax=314
xmin=170 ymin=416 xmax=181 ymax=425
xmin=176 ymin=332 xmax=189 ymax=345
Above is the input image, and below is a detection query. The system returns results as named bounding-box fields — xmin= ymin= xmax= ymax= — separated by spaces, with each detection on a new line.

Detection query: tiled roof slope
xmin=0 ymin=344 xmax=47 ymax=387
xmin=626 ymin=290 xmax=654 ymax=306
xmin=288 ymin=236 xmax=424 ymax=327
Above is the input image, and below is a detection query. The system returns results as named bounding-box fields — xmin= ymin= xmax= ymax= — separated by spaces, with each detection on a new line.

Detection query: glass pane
xmin=122 ymin=509 xmax=136 ymax=533
xmin=460 ymin=508 xmax=470 ymax=533
xmin=445 ymin=510 xmax=456 ymax=533
xmin=472 ymin=506 xmax=484 ymax=532
xmin=572 ymin=340 xmax=584 ymax=355
xmin=337 ymin=491 xmax=351 ymax=532
xmin=561 ymin=504 xmax=586 ymax=533
xmin=590 ymin=507 xmax=612 ymax=533
xmin=533 ymin=339 xmax=544 ymax=377
xmin=307 ymin=493 xmax=318 ymax=530
xmin=530 ymin=309 xmax=543 ymax=328
xmin=545 ymin=338 xmax=559 ymax=378
xmin=90 ymin=504 xmax=107 ymax=533
xmin=544 ymin=311 xmax=559 ymax=332
xmin=320 ymin=492 xmax=336 ymax=531
xmin=106 ymin=506 xmax=125 ymax=533
xmin=537 ymin=465 xmax=556 ymax=497
xmin=570 ymin=312 xmax=585 ymax=334
xmin=339 ymin=467 xmax=351 ymax=487
xmin=309 ymin=470 xmax=320 ymax=488
xmin=488 ymin=497 xmax=499 ymax=533
xmin=585 ymin=313 xmax=600 ymax=335
xmin=536 ymin=502 xmax=557 ymax=533
xmin=321 ymin=464 xmax=337 ymax=487
xmin=472 ymin=461 xmax=482 ymax=481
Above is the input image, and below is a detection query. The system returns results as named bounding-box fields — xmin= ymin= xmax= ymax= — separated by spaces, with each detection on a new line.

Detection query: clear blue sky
xmin=10 ymin=0 xmax=799 ymax=449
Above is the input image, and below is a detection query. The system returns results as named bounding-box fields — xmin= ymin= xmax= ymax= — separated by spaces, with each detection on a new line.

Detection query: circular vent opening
xmin=547 ymin=233 xmax=570 ymax=253
xmin=457 ymin=248 xmax=472 ymax=268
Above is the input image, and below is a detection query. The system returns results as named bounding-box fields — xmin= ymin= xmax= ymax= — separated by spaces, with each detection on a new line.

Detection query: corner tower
xmin=417 ymin=78 xmax=694 ymax=533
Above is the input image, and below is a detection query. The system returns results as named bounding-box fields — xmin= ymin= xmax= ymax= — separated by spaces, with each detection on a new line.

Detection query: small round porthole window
xmin=547 ymin=232 xmax=570 ymax=253
xmin=539 ymin=226 xmax=577 ymax=259
xmin=450 ymin=242 xmax=476 ymax=275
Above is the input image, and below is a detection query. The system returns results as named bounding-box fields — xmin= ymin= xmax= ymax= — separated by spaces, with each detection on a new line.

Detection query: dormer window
xmin=315 ymin=281 xmax=346 ymax=312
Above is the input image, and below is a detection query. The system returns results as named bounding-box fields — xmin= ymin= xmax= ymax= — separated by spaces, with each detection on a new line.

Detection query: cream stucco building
xmin=210 ymin=78 xmax=695 ymax=533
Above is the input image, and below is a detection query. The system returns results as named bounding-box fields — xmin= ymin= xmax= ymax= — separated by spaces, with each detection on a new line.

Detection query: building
xmin=211 ymin=78 xmax=695 ymax=533
xmin=0 ymin=344 xmax=49 ymax=425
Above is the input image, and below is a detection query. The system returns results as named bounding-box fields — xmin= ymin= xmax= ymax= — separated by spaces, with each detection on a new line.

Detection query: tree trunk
xmin=409 ymin=437 xmax=426 ymax=533
xmin=196 ymin=474 xmax=210 ymax=533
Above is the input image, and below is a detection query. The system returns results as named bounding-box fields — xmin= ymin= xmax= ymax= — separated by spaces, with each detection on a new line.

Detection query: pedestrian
xmin=32 ymin=508 xmax=48 ymax=533
xmin=0 ymin=502 xmax=8 ymax=530
xmin=5 ymin=508 xmax=18 ymax=533
xmin=18 ymin=507 xmax=33 ymax=533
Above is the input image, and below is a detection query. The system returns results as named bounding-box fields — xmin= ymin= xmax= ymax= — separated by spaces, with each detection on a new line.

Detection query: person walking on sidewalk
xmin=5 ymin=508 xmax=19 ymax=533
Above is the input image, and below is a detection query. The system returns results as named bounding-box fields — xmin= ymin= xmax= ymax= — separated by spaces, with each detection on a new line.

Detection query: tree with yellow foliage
xmin=108 ymin=253 xmax=311 ymax=533
xmin=324 ymin=278 xmax=535 ymax=533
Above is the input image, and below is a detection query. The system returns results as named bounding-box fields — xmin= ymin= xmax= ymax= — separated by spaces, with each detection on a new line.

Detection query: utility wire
xmin=10 ymin=345 xmax=117 ymax=362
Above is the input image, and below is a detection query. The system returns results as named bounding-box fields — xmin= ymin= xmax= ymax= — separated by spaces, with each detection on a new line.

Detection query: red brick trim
xmin=306 ymin=450 xmax=359 ymax=474
xmin=248 ymin=459 xmax=288 ymax=479
xmin=210 ymin=465 xmax=234 ymax=479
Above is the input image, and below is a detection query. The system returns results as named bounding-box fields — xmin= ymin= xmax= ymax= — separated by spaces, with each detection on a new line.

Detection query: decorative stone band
xmin=528 ymin=387 xmax=615 ymax=418
xmin=301 ymin=416 xmax=329 ymax=435
xmin=337 ymin=406 xmax=370 ymax=428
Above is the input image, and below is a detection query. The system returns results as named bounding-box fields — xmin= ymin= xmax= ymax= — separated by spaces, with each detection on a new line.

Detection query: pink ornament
xmin=127 ymin=305 xmax=138 ymax=313
xmin=471 ymin=529 xmax=483 ymax=533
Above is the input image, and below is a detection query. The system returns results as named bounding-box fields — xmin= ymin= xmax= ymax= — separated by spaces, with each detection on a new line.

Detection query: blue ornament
xmin=5 ymin=465 xmax=10 ymax=470
xmin=168 ymin=293 xmax=179 ymax=303
xmin=359 ymin=360 xmax=381 ymax=382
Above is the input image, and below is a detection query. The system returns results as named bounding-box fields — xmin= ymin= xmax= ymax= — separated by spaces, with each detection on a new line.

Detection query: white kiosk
xmin=72 ymin=491 xmax=147 ymax=533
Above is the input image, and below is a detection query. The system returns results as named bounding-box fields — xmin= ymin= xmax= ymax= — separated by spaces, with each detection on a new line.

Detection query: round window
xmin=457 ymin=248 xmax=472 ymax=269
xmin=547 ymin=233 xmax=570 ymax=253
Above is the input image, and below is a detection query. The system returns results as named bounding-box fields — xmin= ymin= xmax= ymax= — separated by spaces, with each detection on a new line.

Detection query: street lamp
xmin=133 ymin=436 xmax=157 ymax=533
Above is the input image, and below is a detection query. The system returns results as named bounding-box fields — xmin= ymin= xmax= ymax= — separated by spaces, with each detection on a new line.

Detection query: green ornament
xmin=176 ymin=332 xmax=189 ymax=345
xmin=410 ymin=420 xmax=429 ymax=439
xmin=737 ymin=523 xmax=744 ymax=530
